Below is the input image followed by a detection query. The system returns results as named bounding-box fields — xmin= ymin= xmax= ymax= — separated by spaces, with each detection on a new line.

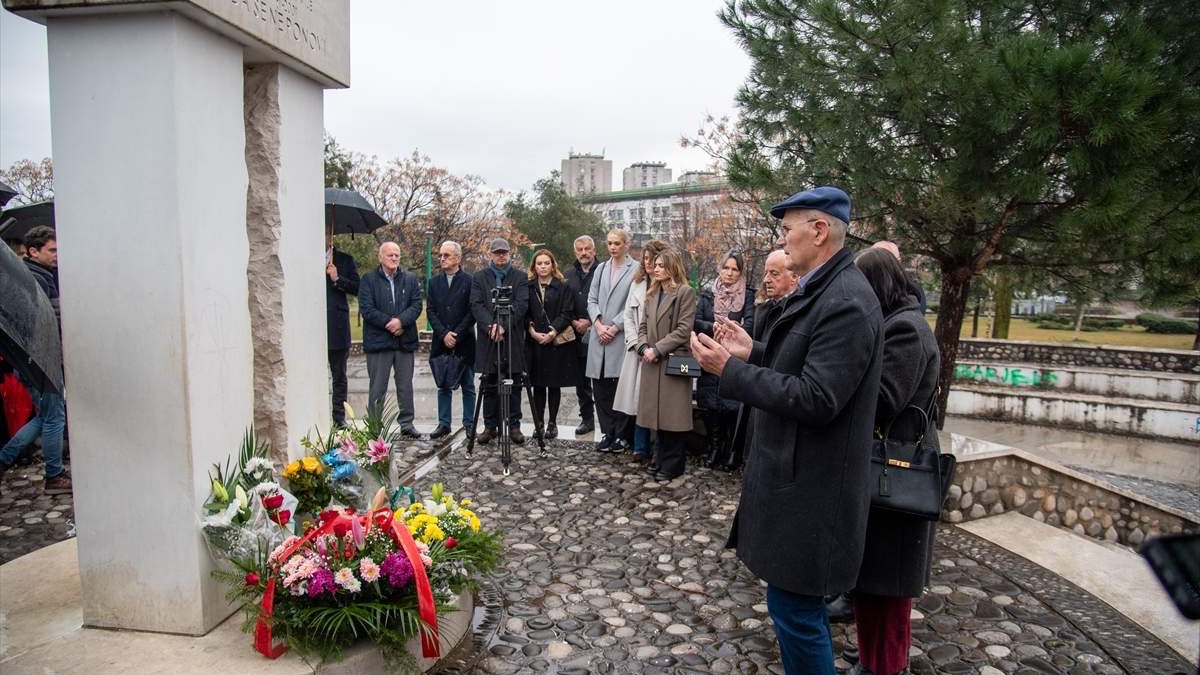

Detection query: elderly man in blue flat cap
xmin=692 ymin=186 xmax=884 ymax=675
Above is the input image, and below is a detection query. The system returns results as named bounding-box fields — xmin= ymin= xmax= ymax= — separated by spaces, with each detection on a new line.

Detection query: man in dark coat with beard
xmin=692 ymin=186 xmax=883 ymax=675
xmin=470 ymin=238 xmax=529 ymax=445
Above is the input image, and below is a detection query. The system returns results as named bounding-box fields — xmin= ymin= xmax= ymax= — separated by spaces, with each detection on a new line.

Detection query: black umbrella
xmin=0 ymin=181 xmax=16 ymax=207
xmin=325 ymin=188 xmax=386 ymax=235
xmin=0 ymin=244 xmax=62 ymax=394
xmin=0 ymin=199 xmax=54 ymax=242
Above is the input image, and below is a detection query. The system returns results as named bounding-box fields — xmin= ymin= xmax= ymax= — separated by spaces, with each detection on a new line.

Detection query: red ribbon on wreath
xmin=253 ymin=508 xmax=440 ymax=659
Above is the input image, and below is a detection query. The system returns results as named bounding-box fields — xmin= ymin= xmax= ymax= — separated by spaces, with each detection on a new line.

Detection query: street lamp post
xmin=424 ymin=230 xmax=434 ymax=331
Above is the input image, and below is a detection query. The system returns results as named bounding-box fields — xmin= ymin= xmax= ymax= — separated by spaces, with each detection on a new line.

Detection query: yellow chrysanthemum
xmin=301 ymin=456 xmax=321 ymax=473
xmin=282 ymin=461 xmax=301 ymax=479
xmin=459 ymin=498 xmax=472 ymax=507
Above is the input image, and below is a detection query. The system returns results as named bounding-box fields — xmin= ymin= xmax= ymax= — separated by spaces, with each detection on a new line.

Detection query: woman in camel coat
xmin=636 ymin=248 xmax=697 ymax=481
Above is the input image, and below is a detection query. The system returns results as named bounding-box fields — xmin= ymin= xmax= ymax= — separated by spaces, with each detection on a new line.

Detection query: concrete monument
xmin=3 ymin=0 xmax=349 ymax=635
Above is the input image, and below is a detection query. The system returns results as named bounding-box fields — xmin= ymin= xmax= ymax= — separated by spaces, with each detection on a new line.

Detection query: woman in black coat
xmin=693 ymin=251 xmax=755 ymax=469
xmin=850 ymin=247 xmax=941 ymax=675
xmin=524 ymin=249 xmax=580 ymax=440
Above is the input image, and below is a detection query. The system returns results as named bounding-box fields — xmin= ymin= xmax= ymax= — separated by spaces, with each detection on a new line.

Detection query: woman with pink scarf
xmin=693 ymin=250 xmax=756 ymax=470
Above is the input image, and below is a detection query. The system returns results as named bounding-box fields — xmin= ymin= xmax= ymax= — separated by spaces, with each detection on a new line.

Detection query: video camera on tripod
xmin=465 ymin=281 xmax=547 ymax=474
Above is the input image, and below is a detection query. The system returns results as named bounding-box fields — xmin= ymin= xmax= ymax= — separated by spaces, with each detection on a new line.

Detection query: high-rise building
xmin=622 ymin=162 xmax=672 ymax=190
xmin=561 ymin=152 xmax=612 ymax=196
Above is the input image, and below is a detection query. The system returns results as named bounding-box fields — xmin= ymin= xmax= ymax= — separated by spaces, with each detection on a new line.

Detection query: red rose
xmin=270 ymin=509 xmax=291 ymax=526
xmin=319 ymin=509 xmax=339 ymax=523
xmin=444 ymin=537 xmax=458 ymax=549
xmin=262 ymin=494 xmax=284 ymax=510
xmin=333 ymin=522 xmax=350 ymax=538
xmin=245 ymin=572 xmax=260 ymax=586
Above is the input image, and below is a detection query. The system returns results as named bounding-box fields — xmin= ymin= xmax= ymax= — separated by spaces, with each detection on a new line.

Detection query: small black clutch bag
xmin=665 ymin=354 xmax=701 ymax=378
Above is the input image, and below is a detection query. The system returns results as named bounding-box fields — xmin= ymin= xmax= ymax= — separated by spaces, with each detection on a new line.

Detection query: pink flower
xmin=366 ymin=438 xmax=390 ymax=463
xmin=245 ymin=572 xmax=260 ymax=586
xmin=351 ymin=517 xmax=366 ymax=550
xmin=359 ymin=558 xmax=380 ymax=583
xmin=444 ymin=537 xmax=458 ymax=549
xmin=340 ymin=438 xmax=360 ymax=457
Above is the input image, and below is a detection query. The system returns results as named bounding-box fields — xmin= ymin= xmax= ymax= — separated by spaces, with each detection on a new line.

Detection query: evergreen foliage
xmin=505 ymin=172 xmax=605 ymax=266
xmin=720 ymin=0 xmax=1200 ymax=412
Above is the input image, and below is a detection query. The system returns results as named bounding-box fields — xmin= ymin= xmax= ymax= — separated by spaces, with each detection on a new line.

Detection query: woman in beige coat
xmin=636 ymin=248 xmax=697 ymax=482
xmin=614 ymin=239 xmax=669 ymax=460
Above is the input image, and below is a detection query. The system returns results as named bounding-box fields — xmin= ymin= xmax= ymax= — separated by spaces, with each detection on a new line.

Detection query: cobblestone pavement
xmin=1066 ymin=468 xmax=1200 ymax=521
xmin=2 ymin=432 xmax=1193 ymax=675
xmin=413 ymin=439 xmax=1193 ymax=675
xmin=0 ymin=452 xmax=75 ymax=564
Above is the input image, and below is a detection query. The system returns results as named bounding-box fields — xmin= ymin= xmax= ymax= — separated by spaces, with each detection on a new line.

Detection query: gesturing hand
xmin=713 ymin=317 xmax=752 ymax=361
xmin=691 ymin=331 xmax=730 ymax=376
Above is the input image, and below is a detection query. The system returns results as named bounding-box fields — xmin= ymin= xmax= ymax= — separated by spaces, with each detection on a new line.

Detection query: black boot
xmin=825 ymin=592 xmax=855 ymax=624
xmin=703 ymin=413 xmax=721 ymax=468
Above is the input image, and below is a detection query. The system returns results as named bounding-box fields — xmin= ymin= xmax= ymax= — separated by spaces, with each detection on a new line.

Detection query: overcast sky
xmin=0 ymin=1 xmax=750 ymax=194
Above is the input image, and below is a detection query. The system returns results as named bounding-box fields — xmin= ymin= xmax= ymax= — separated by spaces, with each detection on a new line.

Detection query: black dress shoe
xmin=399 ymin=427 xmax=422 ymax=439
xmin=546 ymin=422 xmax=558 ymax=439
xmin=476 ymin=428 xmax=497 ymax=444
xmin=653 ymin=470 xmax=680 ymax=482
xmin=645 ymin=462 xmax=660 ymax=475
xmin=826 ymin=592 xmax=855 ymax=624
xmin=428 ymin=425 xmax=451 ymax=440
xmin=575 ymin=420 xmax=595 ymax=435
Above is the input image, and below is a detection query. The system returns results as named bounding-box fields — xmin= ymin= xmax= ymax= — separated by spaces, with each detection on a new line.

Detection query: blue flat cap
xmin=769 ymin=186 xmax=851 ymax=223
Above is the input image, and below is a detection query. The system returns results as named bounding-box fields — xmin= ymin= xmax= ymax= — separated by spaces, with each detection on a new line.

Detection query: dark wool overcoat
xmin=564 ymin=260 xmax=596 ymax=360
xmin=470 ymin=265 xmax=529 ymax=375
xmin=325 ymin=249 xmax=360 ymax=351
xmin=524 ymin=277 xmax=581 ymax=388
xmin=636 ymin=284 xmax=698 ymax=432
xmin=855 ymin=298 xmax=941 ymax=598
xmin=427 ymin=270 xmax=476 ymax=360
xmin=719 ymin=247 xmax=883 ymax=597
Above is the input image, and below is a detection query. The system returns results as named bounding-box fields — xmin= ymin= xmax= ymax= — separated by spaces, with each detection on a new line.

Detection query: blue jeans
xmin=766 ymin=584 xmax=836 ymax=675
xmin=436 ymin=364 xmax=476 ymax=429
xmin=0 ymin=388 xmax=65 ymax=479
xmin=633 ymin=425 xmax=660 ymax=457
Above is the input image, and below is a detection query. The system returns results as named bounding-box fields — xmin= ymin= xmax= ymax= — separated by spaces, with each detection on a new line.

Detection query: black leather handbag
xmin=665 ymin=354 xmax=701 ymax=378
xmin=870 ymin=393 xmax=956 ymax=520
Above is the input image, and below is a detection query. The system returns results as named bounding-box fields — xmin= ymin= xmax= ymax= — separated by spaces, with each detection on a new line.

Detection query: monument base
xmin=0 ymin=539 xmax=475 ymax=674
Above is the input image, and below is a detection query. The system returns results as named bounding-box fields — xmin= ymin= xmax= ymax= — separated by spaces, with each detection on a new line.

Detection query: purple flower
xmin=379 ymin=551 xmax=414 ymax=588
xmin=307 ymin=568 xmax=337 ymax=597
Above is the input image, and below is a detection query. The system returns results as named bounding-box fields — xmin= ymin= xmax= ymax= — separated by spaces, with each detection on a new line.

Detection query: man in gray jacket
xmin=585 ymin=229 xmax=636 ymax=452
xmin=692 ymin=187 xmax=882 ymax=675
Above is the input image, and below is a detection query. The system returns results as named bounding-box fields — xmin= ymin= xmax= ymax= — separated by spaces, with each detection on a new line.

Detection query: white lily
xmin=422 ymin=498 xmax=448 ymax=517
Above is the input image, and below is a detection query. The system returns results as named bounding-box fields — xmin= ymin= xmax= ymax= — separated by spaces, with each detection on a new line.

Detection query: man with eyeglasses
xmin=691 ymin=186 xmax=883 ymax=675
xmin=426 ymin=241 xmax=476 ymax=440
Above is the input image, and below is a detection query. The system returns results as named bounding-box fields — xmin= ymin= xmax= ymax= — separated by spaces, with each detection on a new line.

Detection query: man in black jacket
xmin=692 ymin=187 xmax=882 ymax=675
xmin=470 ymin=238 xmax=529 ymax=445
xmin=325 ymin=226 xmax=360 ymax=428
xmin=358 ymin=242 xmax=423 ymax=437
xmin=563 ymin=235 xmax=596 ymax=436
xmin=426 ymin=240 xmax=475 ymax=439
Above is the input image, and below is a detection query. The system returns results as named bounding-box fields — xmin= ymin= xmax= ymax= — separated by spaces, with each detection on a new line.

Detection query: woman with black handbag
xmin=524 ymin=249 xmax=580 ymax=441
xmin=848 ymin=247 xmax=942 ymax=675
xmin=635 ymin=248 xmax=697 ymax=482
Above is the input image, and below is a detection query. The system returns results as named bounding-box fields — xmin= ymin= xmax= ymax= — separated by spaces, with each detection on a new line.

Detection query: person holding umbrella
xmin=325 ymin=224 xmax=359 ymax=428
xmin=0 ymin=226 xmax=70 ymax=495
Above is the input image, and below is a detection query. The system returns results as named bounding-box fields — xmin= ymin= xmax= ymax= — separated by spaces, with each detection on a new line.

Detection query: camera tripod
xmin=465 ymin=286 xmax=546 ymax=475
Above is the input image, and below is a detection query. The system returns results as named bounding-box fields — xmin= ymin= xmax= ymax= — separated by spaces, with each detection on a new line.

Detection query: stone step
xmin=947 ymin=384 xmax=1200 ymax=442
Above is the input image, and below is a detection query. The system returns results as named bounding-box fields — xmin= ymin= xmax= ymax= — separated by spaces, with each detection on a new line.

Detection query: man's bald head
xmin=378 ymin=242 xmax=402 ymax=275
xmin=762 ymin=249 xmax=800 ymax=299
xmin=872 ymin=240 xmax=901 ymax=262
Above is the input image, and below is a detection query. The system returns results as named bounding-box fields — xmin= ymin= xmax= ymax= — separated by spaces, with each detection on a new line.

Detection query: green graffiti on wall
xmin=954 ymin=364 xmax=1059 ymax=387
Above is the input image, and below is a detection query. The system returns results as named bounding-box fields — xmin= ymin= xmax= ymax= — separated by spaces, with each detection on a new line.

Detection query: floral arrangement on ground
xmin=201 ymin=422 xmax=502 ymax=671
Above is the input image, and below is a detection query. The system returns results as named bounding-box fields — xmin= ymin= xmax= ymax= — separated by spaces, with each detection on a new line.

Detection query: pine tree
xmin=721 ymin=0 xmax=1200 ymax=419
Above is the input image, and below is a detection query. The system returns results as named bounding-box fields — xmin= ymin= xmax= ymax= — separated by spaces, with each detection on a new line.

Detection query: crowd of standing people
xmin=328 ymin=184 xmax=940 ymax=675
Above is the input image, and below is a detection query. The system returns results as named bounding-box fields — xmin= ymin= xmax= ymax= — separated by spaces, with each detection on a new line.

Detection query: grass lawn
xmin=928 ymin=316 xmax=1195 ymax=350
xmin=347 ymin=299 xmax=428 ymax=343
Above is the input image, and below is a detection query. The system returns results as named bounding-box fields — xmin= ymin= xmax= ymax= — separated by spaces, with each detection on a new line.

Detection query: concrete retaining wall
xmin=943 ymin=437 xmax=1199 ymax=549
xmin=954 ymin=360 xmax=1200 ymax=405
xmin=957 ymin=339 xmax=1199 ymax=374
